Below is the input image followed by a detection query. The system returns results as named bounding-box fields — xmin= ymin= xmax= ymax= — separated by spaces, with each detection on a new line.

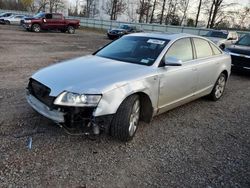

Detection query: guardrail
xmin=1 ymin=9 xmax=249 ymax=37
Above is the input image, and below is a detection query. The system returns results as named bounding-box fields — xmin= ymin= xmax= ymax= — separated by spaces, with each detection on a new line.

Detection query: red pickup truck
xmin=22 ymin=13 xmax=80 ymax=34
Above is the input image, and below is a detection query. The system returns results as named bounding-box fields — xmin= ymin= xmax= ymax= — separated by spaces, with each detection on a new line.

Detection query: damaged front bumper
xmin=26 ymin=93 xmax=65 ymax=123
xmin=26 ymin=91 xmax=113 ymax=135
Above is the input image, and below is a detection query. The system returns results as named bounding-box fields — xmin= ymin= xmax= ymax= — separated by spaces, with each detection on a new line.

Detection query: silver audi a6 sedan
xmin=26 ymin=33 xmax=231 ymax=141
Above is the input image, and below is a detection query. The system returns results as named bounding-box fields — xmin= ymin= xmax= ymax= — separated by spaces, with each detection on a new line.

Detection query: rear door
xmin=192 ymin=38 xmax=223 ymax=94
xmin=157 ymin=38 xmax=198 ymax=112
xmin=52 ymin=14 xmax=64 ymax=29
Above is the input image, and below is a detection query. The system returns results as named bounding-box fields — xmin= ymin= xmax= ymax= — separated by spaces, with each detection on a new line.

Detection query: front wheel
xmin=32 ymin=24 xmax=41 ymax=32
xmin=209 ymin=73 xmax=227 ymax=101
xmin=67 ymin=26 xmax=75 ymax=34
xmin=5 ymin=20 xmax=10 ymax=25
xmin=110 ymin=95 xmax=140 ymax=142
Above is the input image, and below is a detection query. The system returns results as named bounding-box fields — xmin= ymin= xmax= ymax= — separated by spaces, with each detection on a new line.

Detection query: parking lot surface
xmin=0 ymin=25 xmax=249 ymax=187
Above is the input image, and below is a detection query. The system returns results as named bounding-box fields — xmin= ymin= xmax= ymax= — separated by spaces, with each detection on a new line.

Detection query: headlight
xmin=118 ymin=31 xmax=124 ymax=34
xmin=54 ymin=92 xmax=101 ymax=107
xmin=24 ymin=20 xmax=31 ymax=23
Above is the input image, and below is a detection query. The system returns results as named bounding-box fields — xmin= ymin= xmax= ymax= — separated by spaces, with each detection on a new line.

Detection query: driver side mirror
xmin=163 ymin=56 xmax=182 ymax=66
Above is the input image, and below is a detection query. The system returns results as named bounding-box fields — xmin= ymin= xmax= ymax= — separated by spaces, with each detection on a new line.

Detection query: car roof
xmin=127 ymin=32 xmax=196 ymax=40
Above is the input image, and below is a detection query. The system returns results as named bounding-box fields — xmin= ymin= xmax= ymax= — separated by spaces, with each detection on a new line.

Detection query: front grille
xmin=28 ymin=79 xmax=55 ymax=108
xmin=231 ymin=55 xmax=250 ymax=68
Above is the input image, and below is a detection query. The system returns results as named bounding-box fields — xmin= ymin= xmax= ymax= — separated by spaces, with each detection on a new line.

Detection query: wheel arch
xmin=94 ymin=90 xmax=154 ymax=123
xmin=136 ymin=92 xmax=154 ymax=123
xmin=32 ymin=22 xmax=41 ymax=26
xmin=67 ymin=24 xmax=75 ymax=28
xmin=221 ymin=70 xmax=229 ymax=81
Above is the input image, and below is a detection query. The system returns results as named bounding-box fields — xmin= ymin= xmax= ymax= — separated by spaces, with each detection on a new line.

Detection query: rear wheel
xmin=209 ymin=73 xmax=227 ymax=101
xmin=67 ymin=26 xmax=75 ymax=34
xmin=32 ymin=24 xmax=41 ymax=32
xmin=110 ymin=95 xmax=140 ymax=141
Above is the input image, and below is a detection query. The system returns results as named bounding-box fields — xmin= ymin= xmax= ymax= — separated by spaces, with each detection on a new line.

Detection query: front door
xmin=157 ymin=38 xmax=198 ymax=113
xmin=42 ymin=13 xmax=53 ymax=29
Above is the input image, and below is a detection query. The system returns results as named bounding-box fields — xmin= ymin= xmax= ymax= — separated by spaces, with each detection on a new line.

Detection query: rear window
xmin=193 ymin=38 xmax=213 ymax=59
xmin=52 ymin=14 xmax=62 ymax=19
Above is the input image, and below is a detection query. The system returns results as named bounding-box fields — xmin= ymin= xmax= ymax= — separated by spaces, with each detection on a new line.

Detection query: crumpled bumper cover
xmin=26 ymin=93 xmax=65 ymax=123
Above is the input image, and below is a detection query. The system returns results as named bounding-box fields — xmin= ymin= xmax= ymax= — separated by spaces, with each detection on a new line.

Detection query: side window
xmin=52 ymin=14 xmax=62 ymax=19
xmin=45 ymin=14 xmax=52 ymax=19
xmin=193 ymin=38 xmax=213 ymax=59
xmin=210 ymin=42 xmax=222 ymax=55
xmin=165 ymin=38 xmax=193 ymax=62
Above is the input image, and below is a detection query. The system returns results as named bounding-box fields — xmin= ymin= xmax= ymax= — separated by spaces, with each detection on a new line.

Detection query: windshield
xmin=206 ymin=31 xmax=228 ymax=39
xmin=119 ymin=25 xmax=130 ymax=30
xmin=95 ymin=36 xmax=169 ymax=66
xmin=33 ymin=13 xmax=44 ymax=18
xmin=236 ymin=35 xmax=250 ymax=46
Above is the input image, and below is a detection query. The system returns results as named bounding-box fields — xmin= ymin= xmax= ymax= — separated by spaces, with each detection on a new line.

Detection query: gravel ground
xmin=0 ymin=25 xmax=249 ymax=188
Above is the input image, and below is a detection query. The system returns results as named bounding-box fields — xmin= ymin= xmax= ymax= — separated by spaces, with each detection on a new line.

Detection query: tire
xmin=32 ymin=24 xmax=41 ymax=32
xmin=209 ymin=73 xmax=227 ymax=101
xmin=67 ymin=26 xmax=75 ymax=34
xmin=110 ymin=95 xmax=140 ymax=141
xmin=5 ymin=21 xmax=10 ymax=25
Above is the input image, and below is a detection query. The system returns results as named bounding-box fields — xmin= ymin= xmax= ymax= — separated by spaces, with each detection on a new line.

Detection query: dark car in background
xmin=225 ymin=34 xmax=250 ymax=71
xmin=107 ymin=24 xmax=142 ymax=39
xmin=22 ymin=12 xmax=80 ymax=34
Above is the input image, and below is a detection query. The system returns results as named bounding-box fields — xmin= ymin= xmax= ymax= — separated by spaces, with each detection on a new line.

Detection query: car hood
xmin=32 ymin=55 xmax=153 ymax=96
xmin=226 ymin=45 xmax=250 ymax=56
xmin=205 ymin=37 xmax=226 ymax=44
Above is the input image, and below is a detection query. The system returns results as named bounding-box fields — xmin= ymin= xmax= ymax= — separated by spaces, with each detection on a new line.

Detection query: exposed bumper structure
xmin=26 ymin=93 xmax=65 ymax=123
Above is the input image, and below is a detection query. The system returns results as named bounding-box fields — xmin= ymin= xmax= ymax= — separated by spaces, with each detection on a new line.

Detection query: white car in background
xmin=204 ymin=30 xmax=238 ymax=50
xmin=4 ymin=15 xmax=26 ymax=25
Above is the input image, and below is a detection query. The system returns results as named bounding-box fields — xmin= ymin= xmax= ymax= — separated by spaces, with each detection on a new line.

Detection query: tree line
xmin=0 ymin=0 xmax=65 ymax=13
xmin=68 ymin=0 xmax=249 ymax=29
